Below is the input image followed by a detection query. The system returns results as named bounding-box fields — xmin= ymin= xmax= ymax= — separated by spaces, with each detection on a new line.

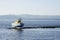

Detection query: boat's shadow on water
xmin=10 ymin=28 xmax=24 ymax=32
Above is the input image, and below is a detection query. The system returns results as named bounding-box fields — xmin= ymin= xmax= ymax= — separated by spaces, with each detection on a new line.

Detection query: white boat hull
xmin=12 ymin=23 xmax=21 ymax=27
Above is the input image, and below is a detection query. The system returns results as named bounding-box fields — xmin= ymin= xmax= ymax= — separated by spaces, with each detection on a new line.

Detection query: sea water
xmin=0 ymin=28 xmax=60 ymax=40
xmin=0 ymin=18 xmax=60 ymax=40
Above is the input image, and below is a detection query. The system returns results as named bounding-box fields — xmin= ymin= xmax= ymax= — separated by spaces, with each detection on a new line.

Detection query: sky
xmin=0 ymin=0 xmax=60 ymax=15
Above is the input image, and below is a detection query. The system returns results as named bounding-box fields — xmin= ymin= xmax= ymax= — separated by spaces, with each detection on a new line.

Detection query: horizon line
xmin=0 ymin=14 xmax=60 ymax=16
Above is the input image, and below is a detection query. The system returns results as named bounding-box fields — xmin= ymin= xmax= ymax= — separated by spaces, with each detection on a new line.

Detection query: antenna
xmin=18 ymin=18 xmax=22 ymax=22
xmin=19 ymin=18 xmax=21 ymax=20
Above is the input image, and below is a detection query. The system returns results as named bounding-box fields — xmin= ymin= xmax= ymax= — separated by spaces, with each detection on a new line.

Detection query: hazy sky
xmin=0 ymin=0 xmax=60 ymax=15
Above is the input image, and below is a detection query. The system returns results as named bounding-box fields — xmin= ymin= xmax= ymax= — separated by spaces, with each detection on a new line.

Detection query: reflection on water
xmin=0 ymin=29 xmax=24 ymax=40
xmin=0 ymin=28 xmax=60 ymax=40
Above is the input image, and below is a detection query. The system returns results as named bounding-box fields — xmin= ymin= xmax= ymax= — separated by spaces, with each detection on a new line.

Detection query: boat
xmin=12 ymin=18 xmax=24 ymax=29
xmin=11 ymin=18 xmax=56 ymax=30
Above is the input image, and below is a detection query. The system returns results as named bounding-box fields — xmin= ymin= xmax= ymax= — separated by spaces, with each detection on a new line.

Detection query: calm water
xmin=0 ymin=28 xmax=60 ymax=40
xmin=0 ymin=19 xmax=60 ymax=40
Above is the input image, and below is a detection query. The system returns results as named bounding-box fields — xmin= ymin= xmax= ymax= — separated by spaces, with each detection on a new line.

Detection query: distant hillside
xmin=0 ymin=14 xmax=60 ymax=20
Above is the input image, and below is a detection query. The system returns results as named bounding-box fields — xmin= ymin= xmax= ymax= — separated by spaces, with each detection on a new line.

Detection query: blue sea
xmin=0 ymin=17 xmax=60 ymax=40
